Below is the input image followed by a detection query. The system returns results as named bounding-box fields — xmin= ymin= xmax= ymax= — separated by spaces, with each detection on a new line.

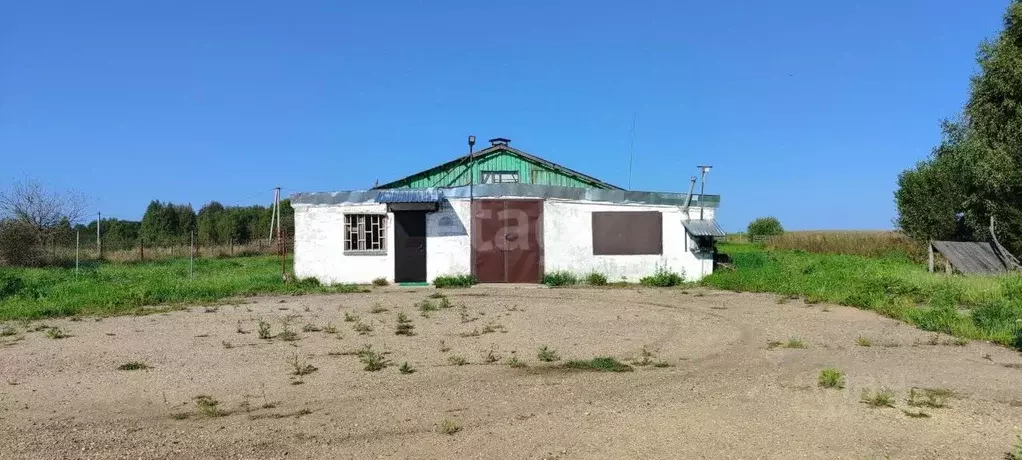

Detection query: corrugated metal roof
xmin=931 ymin=241 xmax=1007 ymax=274
xmin=375 ymin=189 xmax=443 ymax=203
xmin=682 ymin=219 xmax=726 ymax=237
xmin=292 ymin=184 xmax=721 ymax=208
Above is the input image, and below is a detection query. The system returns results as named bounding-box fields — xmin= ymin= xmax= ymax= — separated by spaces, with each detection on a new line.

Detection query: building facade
xmin=292 ymin=138 xmax=722 ymax=285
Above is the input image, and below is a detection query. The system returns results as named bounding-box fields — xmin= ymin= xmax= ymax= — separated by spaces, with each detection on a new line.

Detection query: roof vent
xmin=488 ymin=137 xmax=511 ymax=147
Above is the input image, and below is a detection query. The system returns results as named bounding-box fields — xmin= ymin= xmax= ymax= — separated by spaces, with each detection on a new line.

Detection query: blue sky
xmin=0 ymin=1 xmax=1009 ymax=231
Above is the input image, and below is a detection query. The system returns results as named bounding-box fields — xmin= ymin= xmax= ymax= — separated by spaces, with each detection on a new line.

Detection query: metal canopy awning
xmin=375 ymin=189 xmax=443 ymax=203
xmin=682 ymin=219 xmax=726 ymax=237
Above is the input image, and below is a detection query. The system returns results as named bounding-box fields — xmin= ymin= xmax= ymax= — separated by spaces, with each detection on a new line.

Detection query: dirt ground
xmin=2 ymin=287 xmax=1021 ymax=460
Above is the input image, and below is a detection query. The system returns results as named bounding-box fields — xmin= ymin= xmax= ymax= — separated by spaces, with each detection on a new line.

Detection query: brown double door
xmin=472 ymin=200 xmax=543 ymax=283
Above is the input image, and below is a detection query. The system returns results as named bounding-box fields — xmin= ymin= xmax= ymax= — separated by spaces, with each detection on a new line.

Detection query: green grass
xmin=703 ymin=243 xmax=1022 ymax=349
xmin=817 ymin=368 xmax=845 ymax=388
xmin=432 ymin=274 xmax=476 ymax=288
xmin=860 ymin=387 xmax=896 ymax=408
xmin=542 ymin=271 xmax=578 ymax=287
xmin=563 ymin=357 xmax=634 ymax=372
xmin=0 ymin=256 xmax=366 ymax=320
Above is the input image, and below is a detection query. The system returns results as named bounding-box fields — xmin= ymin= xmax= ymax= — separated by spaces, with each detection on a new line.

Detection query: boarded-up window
xmin=592 ymin=211 xmax=662 ymax=255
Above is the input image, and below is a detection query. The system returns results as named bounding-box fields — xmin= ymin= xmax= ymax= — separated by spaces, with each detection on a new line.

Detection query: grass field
xmin=0 ymin=256 xmax=363 ymax=320
xmin=705 ymin=243 xmax=1022 ymax=348
xmin=763 ymin=230 xmax=927 ymax=263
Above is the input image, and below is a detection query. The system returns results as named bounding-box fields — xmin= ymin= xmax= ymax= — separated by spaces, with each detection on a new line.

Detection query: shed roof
xmin=931 ymin=241 xmax=1008 ymax=274
xmin=374 ymin=143 xmax=623 ymax=190
xmin=682 ymin=219 xmax=726 ymax=237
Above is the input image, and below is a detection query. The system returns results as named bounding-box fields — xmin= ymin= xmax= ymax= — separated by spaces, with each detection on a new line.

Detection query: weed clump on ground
xmin=288 ymin=353 xmax=317 ymax=376
xmin=343 ymin=312 xmax=359 ymax=322
xmin=438 ymin=418 xmax=461 ymax=435
xmin=194 ymin=395 xmax=226 ymax=417
xmin=257 ymin=320 xmax=272 ymax=339
xmin=860 ymin=388 xmax=896 ymax=408
xmin=448 ymin=355 xmax=468 ymax=366
xmin=543 ymin=271 xmax=577 ymax=287
xmin=1010 ymin=435 xmax=1022 ymax=460
xmin=907 ymin=387 xmax=954 ymax=408
xmin=352 ymin=321 xmax=373 ymax=335
xmin=483 ymin=347 xmax=500 ymax=363
xmin=564 ymin=357 xmax=633 ymax=372
xmin=44 ymin=327 xmax=70 ymax=339
xmin=358 ymin=344 xmax=389 ymax=371
xmin=537 ymin=346 xmax=560 ymax=362
xmin=395 ymin=312 xmax=415 ymax=336
xmin=417 ymin=299 xmax=438 ymax=316
xmin=856 ymin=336 xmax=873 ymax=347
xmin=767 ymin=337 xmax=807 ymax=349
xmin=506 ymin=355 xmax=527 ymax=368
xmin=585 ymin=272 xmax=608 ymax=286
xmin=399 ymin=362 xmax=415 ymax=374
xmin=640 ymin=267 xmax=685 ymax=287
xmin=0 ymin=325 xmax=16 ymax=337
xmin=817 ymin=368 xmax=845 ymax=388
xmin=301 ymin=323 xmax=322 ymax=333
xmin=117 ymin=361 xmax=151 ymax=371
xmin=370 ymin=303 xmax=389 ymax=314
xmin=372 ymin=277 xmax=389 ymax=287
xmin=433 ymin=275 xmax=477 ymax=288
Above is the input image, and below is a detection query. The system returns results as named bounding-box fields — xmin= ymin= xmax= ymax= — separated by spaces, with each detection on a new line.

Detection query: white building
xmin=291 ymin=138 xmax=722 ymax=285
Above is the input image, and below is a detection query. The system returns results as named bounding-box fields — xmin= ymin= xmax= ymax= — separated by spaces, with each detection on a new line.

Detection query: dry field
xmin=1 ymin=287 xmax=1021 ymax=459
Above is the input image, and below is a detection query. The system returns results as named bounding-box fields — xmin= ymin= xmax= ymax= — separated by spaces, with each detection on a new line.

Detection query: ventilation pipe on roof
xmin=681 ymin=176 xmax=697 ymax=218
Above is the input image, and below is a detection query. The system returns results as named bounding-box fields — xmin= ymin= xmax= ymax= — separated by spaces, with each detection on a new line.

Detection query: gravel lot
xmin=1 ymin=286 xmax=1021 ymax=459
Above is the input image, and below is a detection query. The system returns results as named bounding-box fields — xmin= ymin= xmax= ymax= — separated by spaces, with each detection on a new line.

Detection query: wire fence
xmin=46 ymin=237 xmax=290 ymax=264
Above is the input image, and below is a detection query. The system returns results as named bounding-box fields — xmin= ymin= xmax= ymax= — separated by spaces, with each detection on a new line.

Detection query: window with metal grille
xmin=481 ymin=171 xmax=520 ymax=184
xmin=344 ymin=214 xmax=387 ymax=253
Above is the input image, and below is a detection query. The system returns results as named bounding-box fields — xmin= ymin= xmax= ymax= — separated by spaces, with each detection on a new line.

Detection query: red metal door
xmin=504 ymin=200 xmax=542 ymax=283
xmin=472 ymin=200 xmax=543 ymax=283
xmin=473 ymin=200 xmax=506 ymax=283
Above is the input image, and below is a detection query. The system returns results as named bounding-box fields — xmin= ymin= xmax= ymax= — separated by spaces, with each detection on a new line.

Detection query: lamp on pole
xmin=697 ymin=165 xmax=712 ymax=220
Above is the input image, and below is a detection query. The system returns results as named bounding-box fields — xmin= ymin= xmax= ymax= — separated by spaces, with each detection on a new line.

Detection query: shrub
xmin=438 ymin=418 xmax=460 ymax=435
xmin=394 ymin=312 xmax=415 ymax=336
xmin=0 ymin=221 xmax=42 ymax=267
xmin=543 ymin=271 xmax=577 ymax=287
xmin=860 ymin=388 xmax=896 ymax=408
xmin=585 ymin=272 xmax=608 ymax=286
xmin=1014 ymin=327 xmax=1022 ymax=351
xmin=818 ymin=368 xmax=845 ymax=388
xmin=433 ymin=274 xmax=476 ymax=288
xmin=371 ymin=277 xmax=388 ymax=287
xmin=0 ymin=274 xmax=25 ymax=300
xmin=747 ymin=217 xmax=784 ymax=238
xmin=640 ymin=267 xmax=684 ymax=287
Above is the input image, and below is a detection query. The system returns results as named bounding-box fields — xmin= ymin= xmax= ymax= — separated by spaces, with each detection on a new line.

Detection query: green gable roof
xmin=374 ymin=143 xmax=622 ymax=190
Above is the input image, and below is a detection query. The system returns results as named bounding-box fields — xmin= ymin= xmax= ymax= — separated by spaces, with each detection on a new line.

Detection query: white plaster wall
xmin=294 ymin=198 xmax=717 ymax=284
xmin=543 ymin=200 xmax=714 ymax=282
xmin=425 ymin=199 xmax=472 ymax=280
xmin=293 ymin=203 xmax=393 ymax=285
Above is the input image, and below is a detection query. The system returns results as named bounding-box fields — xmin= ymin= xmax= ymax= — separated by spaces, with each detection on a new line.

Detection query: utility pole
xmin=268 ymin=187 xmax=280 ymax=244
xmin=96 ymin=211 xmax=102 ymax=259
xmin=190 ymin=230 xmax=195 ymax=278
xmin=467 ymin=135 xmax=476 ymax=278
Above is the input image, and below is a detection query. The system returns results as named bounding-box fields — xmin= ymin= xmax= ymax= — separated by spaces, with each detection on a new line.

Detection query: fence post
xmin=75 ymin=231 xmax=80 ymax=277
xmin=230 ymin=238 xmax=234 ymax=256
xmin=140 ymin=239 xmax=144 ymax=262
xmin=190 ymin=231 xmax=195 ymax=278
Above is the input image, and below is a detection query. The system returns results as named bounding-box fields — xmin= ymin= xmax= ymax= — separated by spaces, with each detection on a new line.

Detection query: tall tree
xmin=896 ymin=1 xmax=1022 ymax=254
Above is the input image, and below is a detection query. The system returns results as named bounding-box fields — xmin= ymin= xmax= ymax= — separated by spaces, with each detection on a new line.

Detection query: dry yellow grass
xmin=764 ymin=231 xmax=927 ymax=263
